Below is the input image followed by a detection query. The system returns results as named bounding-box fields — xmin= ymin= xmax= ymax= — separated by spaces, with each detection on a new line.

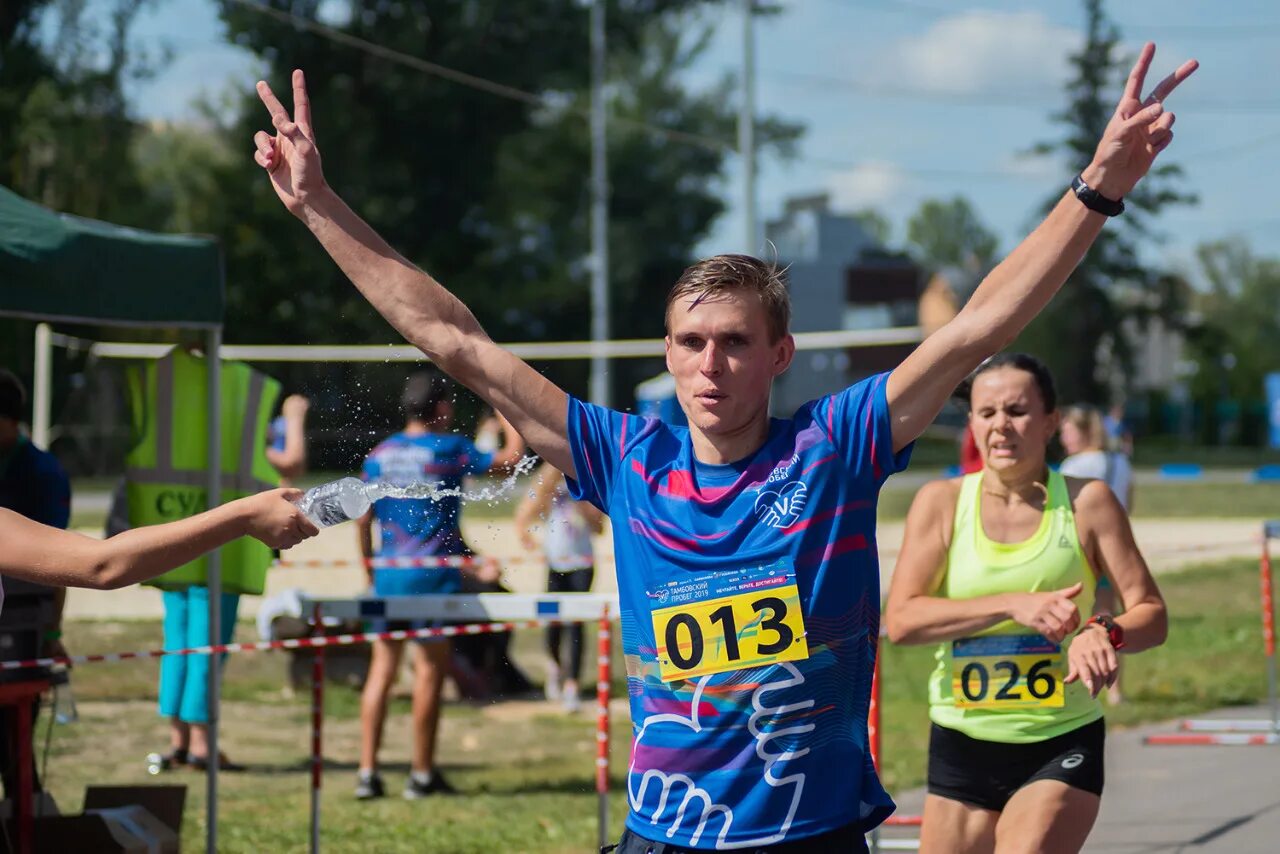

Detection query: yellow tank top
xmin=927 ymin=471 xmax=1102 ymax=743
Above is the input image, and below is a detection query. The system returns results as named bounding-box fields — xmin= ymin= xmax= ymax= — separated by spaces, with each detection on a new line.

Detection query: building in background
xmin=767 ymin=194 xmax=923 ymax=414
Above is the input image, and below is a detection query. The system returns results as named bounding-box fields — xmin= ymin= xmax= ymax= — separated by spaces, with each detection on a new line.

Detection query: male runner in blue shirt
xmin=251 ymin=43 xmax=1195 ymax=851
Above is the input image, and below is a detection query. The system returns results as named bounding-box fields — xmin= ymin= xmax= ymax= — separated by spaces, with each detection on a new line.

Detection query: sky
xmin=117 ymin=0 xmax=1280 ymax=285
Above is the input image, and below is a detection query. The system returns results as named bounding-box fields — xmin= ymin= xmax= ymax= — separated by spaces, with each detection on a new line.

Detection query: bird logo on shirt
xmin=754 ymin=481 xmax=808 ymax=528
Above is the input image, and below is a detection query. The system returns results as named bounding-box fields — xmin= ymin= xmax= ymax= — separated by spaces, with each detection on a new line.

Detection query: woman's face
xmin=1059 ymin=419 xmax=1089 ymax=456
xmin=968 ymin=367 xmax=1059 ymax=475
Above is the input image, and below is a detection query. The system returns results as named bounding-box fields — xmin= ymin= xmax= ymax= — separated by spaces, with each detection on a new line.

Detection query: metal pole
xmin=588 ymin=0 xmax=611 ymax=407
xmin=1261 ymin=532 xmax=1277 ymax=731
xmin=205 ymin=327 xmax=222 ymax=854
xmin=32 ymin=323 xmax=52 ymax=449
xmin=739 ymin=0 xmax=757 ymax=254
xmin=311 ymin=604 xmax=326 ymax=853
xmin=596 ymin=604 xmax=612 ymax=850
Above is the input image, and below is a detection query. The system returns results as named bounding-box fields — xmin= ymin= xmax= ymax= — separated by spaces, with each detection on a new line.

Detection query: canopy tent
xmin=0 ymin=184 xmax=223 ymax=327
xmin=0 ymin=184 xmax=228 ymax=853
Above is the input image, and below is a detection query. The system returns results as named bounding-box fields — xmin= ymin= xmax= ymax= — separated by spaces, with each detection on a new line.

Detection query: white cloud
xmin=827 ymin=160 xmax=907 ymax=209
xmin=874 ymin=10 xmax=1082 ymax=95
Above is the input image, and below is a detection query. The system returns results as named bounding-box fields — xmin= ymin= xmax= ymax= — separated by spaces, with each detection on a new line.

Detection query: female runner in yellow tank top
xmin=885 ymin=353 xmax=1167 ymax=854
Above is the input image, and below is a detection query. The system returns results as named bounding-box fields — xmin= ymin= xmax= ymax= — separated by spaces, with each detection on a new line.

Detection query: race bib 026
xmin=650 ymin=560 xmax=809 ymax=682
xmin=952 ymin=635 xmax=1064 ymax=709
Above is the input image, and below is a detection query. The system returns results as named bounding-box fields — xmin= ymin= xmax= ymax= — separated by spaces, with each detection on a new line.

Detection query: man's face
xmin=664 ymin=289 xmax=794 ymax=438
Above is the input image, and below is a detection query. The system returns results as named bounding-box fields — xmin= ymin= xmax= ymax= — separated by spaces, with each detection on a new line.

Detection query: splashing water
xmin=369 ymin=454 xmax=541 ymax=504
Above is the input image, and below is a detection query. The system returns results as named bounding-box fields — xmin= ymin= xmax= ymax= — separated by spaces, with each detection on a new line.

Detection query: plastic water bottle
xmin=51 ymin=665 xmax=78 ymax=725
xmin=296 ymin=477 xmax=380 ymax=528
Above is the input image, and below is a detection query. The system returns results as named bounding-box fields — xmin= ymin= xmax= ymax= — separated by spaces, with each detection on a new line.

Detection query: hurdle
xmin=300 ymin=592 xmax=620 ymax=850
xmin=1145 ymin=520 xmax=1280 ymax=747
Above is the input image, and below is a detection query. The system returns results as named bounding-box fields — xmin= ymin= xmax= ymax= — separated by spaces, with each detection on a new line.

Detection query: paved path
xmin=63 ymin=513 xmax=1265 ymax=620
xmin=877 ymin=705 xmax=1280 ymax=853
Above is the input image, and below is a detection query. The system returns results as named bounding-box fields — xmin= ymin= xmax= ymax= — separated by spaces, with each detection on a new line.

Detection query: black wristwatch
xmin=1071 ymin=173 xmax=1124 ymax=217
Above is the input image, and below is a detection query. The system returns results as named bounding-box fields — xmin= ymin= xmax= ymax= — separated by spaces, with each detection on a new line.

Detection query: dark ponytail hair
xmin=951 ymin=352 xmax=1057 ymax=413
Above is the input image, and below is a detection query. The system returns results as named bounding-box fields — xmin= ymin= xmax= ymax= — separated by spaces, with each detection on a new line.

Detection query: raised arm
xmin=886 ymin=44 xmax=1197 ymax=452
xmin=0 ymin=490 xmax=317 ymax=591
xmin=253 ymin=71 xmax=574 ymax=477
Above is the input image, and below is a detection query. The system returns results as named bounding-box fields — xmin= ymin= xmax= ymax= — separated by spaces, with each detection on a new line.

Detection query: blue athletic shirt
xmin=566 ymin=372 xmax=911 ymax=849
xmin=361 ymin=431 xmax=493 ymax=596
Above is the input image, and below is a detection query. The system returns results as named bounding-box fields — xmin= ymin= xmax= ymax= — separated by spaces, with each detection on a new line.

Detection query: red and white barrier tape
xmin=0 ymin=619 xmax=578 ymax=672
xmin=275 ymin=554 xmax=601 ymax=570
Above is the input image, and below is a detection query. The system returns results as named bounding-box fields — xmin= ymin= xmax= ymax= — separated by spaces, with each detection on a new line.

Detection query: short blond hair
xmin=664 ymin=254 xmax=791 ymax=343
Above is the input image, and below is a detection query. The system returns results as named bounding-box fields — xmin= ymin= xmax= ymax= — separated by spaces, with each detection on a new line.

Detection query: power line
xmin=226 ymin=0 xmax=732 ymax=153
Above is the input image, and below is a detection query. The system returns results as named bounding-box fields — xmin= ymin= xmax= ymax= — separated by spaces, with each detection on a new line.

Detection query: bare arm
xmin=265 ymin=394 xmax=310 ymax=481
xmin=0 ymin=490 xmax=317 ymax=591
xmin=1076 ymin=479 xmax=1165 ymax=651
xmin=1062 ymin=478 xmax=1165 ymax=695
xmin=252 ymin=72 xmax=574 ymax=477
xmin=886 ymin=45 xmax=1197 ymax=452
xmin=484 ymin=411 xmax=526 ymax=474
xmin=885 ymin=480 xmax=1086 ymax=645
xmin=514 ymin=463 xmax=562 ymax=551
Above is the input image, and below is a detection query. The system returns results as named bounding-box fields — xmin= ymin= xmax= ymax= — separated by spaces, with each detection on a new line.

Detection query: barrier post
xmin=869 ymin=649 xmax=881 ymax=854
xmin=310 ymin=604 xmax=325 ymax=854
xmin=596 ymin=604 xmax=612 ymax=850
xmin=1261 ymin=532 xmax=1277 ymax=731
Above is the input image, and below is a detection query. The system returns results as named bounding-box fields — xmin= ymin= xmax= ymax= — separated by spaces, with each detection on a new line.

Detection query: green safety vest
xmin=125 ymin=348 xmax=280 ymax=594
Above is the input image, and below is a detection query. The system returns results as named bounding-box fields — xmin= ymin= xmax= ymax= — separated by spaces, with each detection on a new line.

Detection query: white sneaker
xmin=544 ymin=661 xmax=562 ymax=702
xmin=562 ymin=681 xmax=581 ymax=713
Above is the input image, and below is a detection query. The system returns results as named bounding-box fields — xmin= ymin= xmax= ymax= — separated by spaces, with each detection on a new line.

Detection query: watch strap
xmin=1071 ymin=173 xmax=1125 ymax=217
xmin=1087 ymin=613 xmax=1126 ymax=650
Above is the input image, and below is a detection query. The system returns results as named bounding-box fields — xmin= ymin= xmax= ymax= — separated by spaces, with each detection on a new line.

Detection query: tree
xmin=184 ymin=2 xmax=798 ymax=385
xmin=1186 ymin=239 xmax=1280 ymax=404
xmin=905 ymin=196 xmax=998 ymax=272
xmin=1017 ymin=0 xmax=1196 ymax=404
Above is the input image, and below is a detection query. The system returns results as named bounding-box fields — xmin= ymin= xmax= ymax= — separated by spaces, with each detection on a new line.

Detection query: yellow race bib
xmin=650 ymin=560 xmax=809 ymax=682
xmin=951 ymin=635 xmax=1064 ymax=709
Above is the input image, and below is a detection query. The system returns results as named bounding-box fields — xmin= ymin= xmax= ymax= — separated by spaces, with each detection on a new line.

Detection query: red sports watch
xmin=1087 ymin=614 xmax=1125 ymax=650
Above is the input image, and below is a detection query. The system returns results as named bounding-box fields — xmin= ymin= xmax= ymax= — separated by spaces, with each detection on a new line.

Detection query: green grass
xmin=42 ymin=557 xmax=1273 ymax=851
xmin=874 ymin=479 xmax=1280 ymax=522
xmin=873 ymin=557 xmax=1271 ymax=793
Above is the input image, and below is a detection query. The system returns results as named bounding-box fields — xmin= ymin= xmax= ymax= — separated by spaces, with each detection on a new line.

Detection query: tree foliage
xmin=1017 ymin=0 xmax=1196 ymax=405
xmin=1185 ymin=239 xmax=1280 ymax=403
xmin=905 ymin=196 xmax=998 ymax=273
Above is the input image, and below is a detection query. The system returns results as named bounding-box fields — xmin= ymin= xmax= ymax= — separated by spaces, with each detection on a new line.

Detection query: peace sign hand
xmin=1083 ymin=43 xmax=1198 ymax=201
xmin=254 ymin=69 xmax=326 ymax=218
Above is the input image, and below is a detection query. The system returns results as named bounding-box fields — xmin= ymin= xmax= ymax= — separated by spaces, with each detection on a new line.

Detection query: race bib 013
xmin=650 ymin=560 xmax=809 ymax=682
xmin=952 ymin=634 xmax=1064 ymax=709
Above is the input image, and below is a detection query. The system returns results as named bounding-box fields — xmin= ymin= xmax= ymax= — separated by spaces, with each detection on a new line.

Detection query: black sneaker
xmin=355 ymin=771 xmax=385 ymax=800
xmin=403 ymin=769 xmax=457 ymax=799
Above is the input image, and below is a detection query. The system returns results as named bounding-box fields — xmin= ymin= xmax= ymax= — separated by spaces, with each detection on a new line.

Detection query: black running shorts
xmin=926 ymin=718 xmax=1105 ymax=812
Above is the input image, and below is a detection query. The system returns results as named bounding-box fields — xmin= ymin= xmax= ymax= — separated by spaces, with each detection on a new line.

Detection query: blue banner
xmin=1267 ymin=373 xmax=1280 ymax=450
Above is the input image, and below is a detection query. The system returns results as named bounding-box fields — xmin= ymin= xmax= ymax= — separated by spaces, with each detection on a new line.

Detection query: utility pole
xmin=739 ymin=0 xmax=757 ymax=254
xmin=589 ymin=0 xmax=611 ymax=406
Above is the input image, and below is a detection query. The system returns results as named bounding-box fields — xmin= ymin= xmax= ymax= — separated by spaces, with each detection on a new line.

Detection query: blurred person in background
xmin=515 ymin=462 xmax=604 ymax=713
xmin=0 ymin=368 xmax=70 ymax=803
xmin=1061 ymin=404 xmax=1134 ymax=704
xmin=354 ymin=370 xmax=523 ymax=800
xmin=265 ymin=393 xmax=310 ymax=487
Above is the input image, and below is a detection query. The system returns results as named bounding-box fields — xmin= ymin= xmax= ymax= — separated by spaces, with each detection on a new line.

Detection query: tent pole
xmin=205 ymin=327 xmax=222 ymax=854
xmin=32 ymin=324 xmax=52 ymax=449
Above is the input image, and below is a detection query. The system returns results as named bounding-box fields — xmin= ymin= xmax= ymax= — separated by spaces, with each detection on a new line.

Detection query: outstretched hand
xmin=254 ymin=69 xmax=326 ymax=217
xmin=1085 ymin=43 xmax=1198 ymax=200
